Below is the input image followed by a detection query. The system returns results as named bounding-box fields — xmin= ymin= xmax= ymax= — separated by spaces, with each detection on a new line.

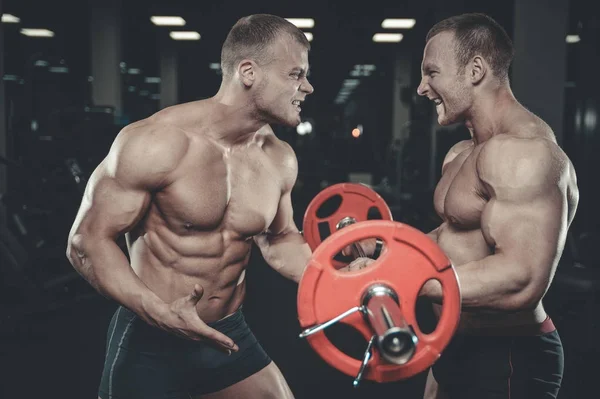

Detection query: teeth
xmin=434 ymin=99 xmax=442 ymax=105
xmin=293 ymin=100 xmax=301 ymax=105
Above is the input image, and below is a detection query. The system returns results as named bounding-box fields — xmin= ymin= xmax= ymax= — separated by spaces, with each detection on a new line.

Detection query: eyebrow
xmin=291 ymin=67 xmax=310 ymax=76
xmin=422 ymin=63 xmax=439 ymax=73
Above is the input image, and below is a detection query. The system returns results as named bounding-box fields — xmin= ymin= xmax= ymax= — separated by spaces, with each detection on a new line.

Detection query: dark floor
xmin=1 ymin=253 xmax=599 ymax=399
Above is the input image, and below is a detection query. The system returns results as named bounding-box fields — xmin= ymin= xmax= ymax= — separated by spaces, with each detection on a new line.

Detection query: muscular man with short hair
xmin=67 ymin=14 xmax=314 ymax=399
xmin=416 ymin=13 xmax=579 ymax=399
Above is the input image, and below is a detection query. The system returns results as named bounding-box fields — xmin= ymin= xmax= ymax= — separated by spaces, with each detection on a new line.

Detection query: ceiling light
xmin=151 ymin=16 xmax=186 ymax=26
xmin=381 ymin=19 xmax=416 ymax=29
xmin=2 ymin=14 xmax=20 ymax=23
xmin=372 ymin=33 xmax=403 ymax=43
xmin=49 ymin=66 xmax=69 ymax=73
xmin=566 ymin=35 xmax=580 ymax=43
xmin=170 ymin=31 xmax=200 ymax=40
xmin=304 ymin=32 xmax=313 ymax=42
xmin=286 ymin=18 xmax=314 ymax=29
xmin=21 ymin=28 xmax=54 ymax=37
xmin=350 ymin=65 xmax=376 ymax=77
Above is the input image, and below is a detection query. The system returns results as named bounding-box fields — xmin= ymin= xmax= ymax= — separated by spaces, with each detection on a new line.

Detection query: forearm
xmin=255 ymin=231 xmax=312 ymax=283
xmin=67 ymin=234 xmax=165 ymax=322
xmin=423 ymin=253 xmax=534 ymax=312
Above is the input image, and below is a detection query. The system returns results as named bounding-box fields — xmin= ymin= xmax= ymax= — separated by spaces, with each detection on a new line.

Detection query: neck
xmin=205 ymin=80 xmax=269 ymax=145
xmin=464 ymin=83 xmax=520 ymax=144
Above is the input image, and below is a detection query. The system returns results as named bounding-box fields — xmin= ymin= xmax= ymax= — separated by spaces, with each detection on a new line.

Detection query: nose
xmin=301 ymin=79 xmax=314 ymax=95
xmin=416 ymin=78 xmax=428 ymax=97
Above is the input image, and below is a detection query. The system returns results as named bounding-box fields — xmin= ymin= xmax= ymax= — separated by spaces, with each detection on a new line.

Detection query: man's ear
xmin=470 ymin=56 xmax=486 ymax=85
xmin=238 ymin=60 xmax=257 ymax=88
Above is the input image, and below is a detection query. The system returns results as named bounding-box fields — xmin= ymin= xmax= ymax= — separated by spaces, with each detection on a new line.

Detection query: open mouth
xmin=432 ymin=98 xmax=443 ymax=106
xmin=292 ymin=100 xmax=302 ymax=112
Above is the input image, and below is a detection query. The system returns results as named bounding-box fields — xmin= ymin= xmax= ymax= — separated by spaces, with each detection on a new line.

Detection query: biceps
xmin=483 ymin=195 xmax=566 ymax=276
xmin=73 ymin=174 xmax=151 ymax=239
xmin=269 ymin=192 xmax=297 ymax=234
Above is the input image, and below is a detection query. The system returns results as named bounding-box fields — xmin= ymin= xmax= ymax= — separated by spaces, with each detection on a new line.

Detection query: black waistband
xmin=460 ymin=316 xmax=556 ymax=337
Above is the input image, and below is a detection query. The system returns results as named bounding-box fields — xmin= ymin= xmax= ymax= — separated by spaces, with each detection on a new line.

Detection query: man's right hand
xmin=150 ymin=284 xmax=239 ymax=353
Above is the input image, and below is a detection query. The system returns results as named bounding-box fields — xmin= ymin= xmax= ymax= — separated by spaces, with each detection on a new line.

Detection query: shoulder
xmin=261 ymin=127 xmax=298 ymax=169
xmin=449 ymin=139 xmax=474 ymax=154
xmin=477 ymin=135 xmax=568 ymax=193
xmin=260 ymin=126 xmax=298 ymax=190
xmin=442 ymin=139 xmax=473 ymax=171
xmin=105 ymin=119 xmax=191 ymax=185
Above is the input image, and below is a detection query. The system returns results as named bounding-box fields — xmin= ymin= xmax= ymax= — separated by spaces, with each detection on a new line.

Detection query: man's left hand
xmin=341 ymin=257 xmax=376 ymax=272
xmin=341 ymin=238 xmax=379 ymax=258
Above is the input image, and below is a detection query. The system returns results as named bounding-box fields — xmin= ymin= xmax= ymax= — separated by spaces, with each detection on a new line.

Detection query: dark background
xmin=1 ymin=0 xmax=599 ymax=398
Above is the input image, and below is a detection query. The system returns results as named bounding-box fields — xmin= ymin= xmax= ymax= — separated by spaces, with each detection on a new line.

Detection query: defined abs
xmin=130 ymin=230 xmax=250 ymax=293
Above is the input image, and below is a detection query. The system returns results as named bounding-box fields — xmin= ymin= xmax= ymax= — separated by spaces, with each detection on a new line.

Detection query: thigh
xmin=433 ymin=335 xmax=513 ymax=399
xmin=98 ymin=307 xmax=185 ymax=399
xmin=99 ymin=345 xmax=186 ymax=399
xmin=511 ymin=331 xmax=564 ymax=399
xmin=424 ymin=368 xmax=449 ymax=399
xmin=196 ymin=362 xmax=294 ymax=399
xmin=186 ymin=309 xmax=273 ymax=396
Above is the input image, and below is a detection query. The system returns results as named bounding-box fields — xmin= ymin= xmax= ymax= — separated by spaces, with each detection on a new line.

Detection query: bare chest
xmin=434 ymin=149 xmax=488 ymax=229
xmin=153 ymin=147 xmax=282 ymax=237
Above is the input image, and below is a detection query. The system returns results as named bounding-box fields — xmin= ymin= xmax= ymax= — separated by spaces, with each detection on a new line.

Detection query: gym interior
xmin=1 ymin=0 xmax=598 ymax=398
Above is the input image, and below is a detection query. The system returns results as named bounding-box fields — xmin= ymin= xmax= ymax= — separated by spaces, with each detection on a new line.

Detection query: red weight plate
xmin=303 ymin=183 xmax=392 ymax=253
xmin=297 ymin=220 xmax=461 ymax=382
